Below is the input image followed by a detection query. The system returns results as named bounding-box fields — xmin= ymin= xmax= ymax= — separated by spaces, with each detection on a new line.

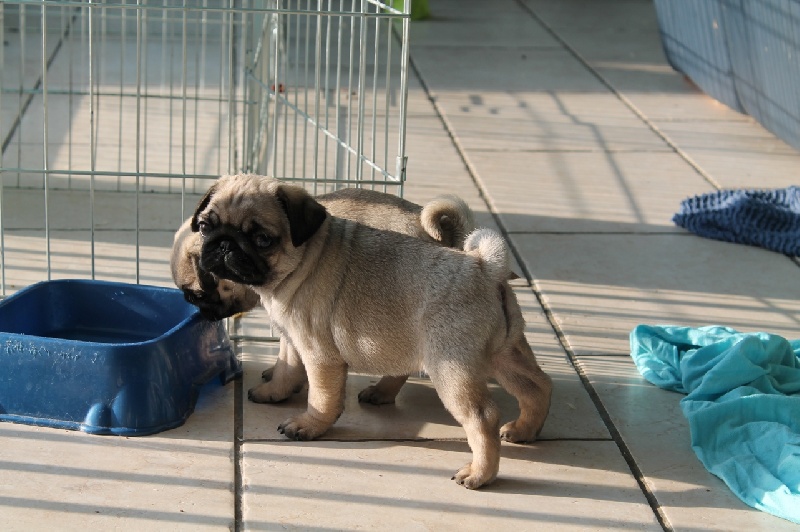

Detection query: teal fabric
xmin=630 ymin=325 xmax=800 ymax=524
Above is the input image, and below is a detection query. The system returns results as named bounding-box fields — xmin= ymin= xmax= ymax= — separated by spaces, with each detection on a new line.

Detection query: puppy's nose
xmin=219 ymin=239 xmax=232 ymax=252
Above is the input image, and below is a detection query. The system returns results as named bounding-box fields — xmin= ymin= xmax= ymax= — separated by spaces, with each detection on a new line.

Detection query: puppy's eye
xmin=254 ymin=233 xmax=274 ymax=249
xmin=197 ymin=221 xmax=210 ymax=236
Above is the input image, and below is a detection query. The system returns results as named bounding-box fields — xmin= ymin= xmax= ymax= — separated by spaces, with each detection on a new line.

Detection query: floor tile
xmin=512 ymin=233 xmax=800 ymax=357
xmin=399 ymin=114 xmax=480 ymax=195
xmin=411 ymin=47 xmax=608 ymax=93
xmin=660 ymin=119 xmax=800 ymax=157
xmin=0 ymin=21 xmax=61 ymax=95
xmin=0 ymin=229 xmax=174 ymax=293
xmin=241 ymin=440 xmax=661 ymax=531
xmin=411 ymin=0 xmax=559 ymax=49
xmin=467 ymin=151 xmax=714 ymax=233
xmin=657 ymin=121 xmax=800 ymax=189
xmin=579 ymin=356 xmax=800 ymax=531
xmin=1 ymin=188 xmax=194 ymax=231
xmin=521 ymin=0 xmax=668 ymax=64
xmin=520 ymin=0 xmax=752 ymax=125
xmin=0 ymin=379 xmax=236 ymax=530
xmin=435 ymin=91 xmax=668 ymax=153
xmin=592 ymin=64 xmax=751 ymax=123
xmin=2 ymin=93 xmax=235 ymax=192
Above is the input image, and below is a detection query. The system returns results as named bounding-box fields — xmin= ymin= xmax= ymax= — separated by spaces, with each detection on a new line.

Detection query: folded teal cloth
xmin=630 ymin=325 xmax=800 ymax=524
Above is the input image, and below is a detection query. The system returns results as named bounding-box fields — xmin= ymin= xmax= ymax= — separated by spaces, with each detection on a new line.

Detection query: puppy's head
xmin=171 ymin=217 xmax=262 ymax=320
xmin=191 ymin=174 xmax=328 ymax=289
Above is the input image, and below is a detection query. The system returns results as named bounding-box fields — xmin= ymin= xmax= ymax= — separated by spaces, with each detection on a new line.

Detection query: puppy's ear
xmin=191 ymin=182 xmax=218 ymax=232
xmin=276 ymin=185 xmax=328 ymax=247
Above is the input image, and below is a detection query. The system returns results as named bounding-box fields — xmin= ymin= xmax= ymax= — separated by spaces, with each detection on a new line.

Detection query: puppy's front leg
xmin=278 ymin=360 xmax=347 ymax=441
xmin=249 ymin=337 xmax=307 ymax=403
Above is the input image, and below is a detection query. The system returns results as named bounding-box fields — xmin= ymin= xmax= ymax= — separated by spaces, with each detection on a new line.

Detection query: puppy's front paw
xmin=248 ymin=381 xmax=298 ymax=404
xmin=357 ymin=385 xmax=397 ymax=405
xmin=261 ymin=367 xmax=275 ymax=382
xmin=451 ymin=462 xmax=497 ymax=490
xmin=277 ymin=413 xmax=331 ymax=441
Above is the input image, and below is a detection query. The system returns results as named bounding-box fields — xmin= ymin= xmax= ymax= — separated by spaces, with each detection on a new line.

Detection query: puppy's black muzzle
xmin=200 ymin=230 xmax=269 ymax=286
xmin=182 ymin=289 xmax=229 ymax=321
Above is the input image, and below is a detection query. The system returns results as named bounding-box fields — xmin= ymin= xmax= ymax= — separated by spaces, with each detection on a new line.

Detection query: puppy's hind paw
xmin=277 ymin=421 xmax=306 ymax=441
xmin=500 ymin=420 xmax=538 ymax=443
xmin=248 ymin=382 xmax=293 ymax=404
xmin=357 ymin=385 xmax=397 ymax=405
xmin=452 ymin=463 xmax=497 ymax=490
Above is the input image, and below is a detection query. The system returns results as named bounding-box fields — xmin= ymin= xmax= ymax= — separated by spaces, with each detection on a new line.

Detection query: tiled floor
xmin=2 ymin=0 xmax=800 ymax=530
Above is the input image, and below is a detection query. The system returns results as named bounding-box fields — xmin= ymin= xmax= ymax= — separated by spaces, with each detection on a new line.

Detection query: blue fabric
xmin=673 ymin=186 xmax=800 ymax=256
xmin=630 ymin=325 xmax=800 ymax=524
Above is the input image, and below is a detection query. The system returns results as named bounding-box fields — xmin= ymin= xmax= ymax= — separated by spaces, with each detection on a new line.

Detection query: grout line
xmin=1 ymin=227 xmax=196 ymax=232
xmin=505 ymin=230 xmax=688 ymax=235
xmin=412 ymin=44 xmax=563 ymax=50
xmin=464 ymin=148 xmax=675 ymax=154
xmin=238 ymin=436 xmax=615 ymax=444
xmin=246 ymin=437 xmax=464 ymax=444
xmin=1 ymin=9 xmax=80 ymax=156
xmin=408 ymin=16 xmax=674 ymax=532
xmin=530 ymin=297 xmax=674 ymax=532
xmin=233 ymin=347 xmax=244 ymax=532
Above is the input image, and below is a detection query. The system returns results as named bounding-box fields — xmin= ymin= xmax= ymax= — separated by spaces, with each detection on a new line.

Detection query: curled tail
xmin=463 ymin=228 xmax=509 ymax=282
xmin=420 ymin=195 xmax=475 ymax=248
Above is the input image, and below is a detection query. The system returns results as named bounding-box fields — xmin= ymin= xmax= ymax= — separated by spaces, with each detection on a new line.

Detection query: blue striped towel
xmin=673 ymin=186 xmax=800 ymax=256
xmin=630 ymin=325 xmax=800 ymax=524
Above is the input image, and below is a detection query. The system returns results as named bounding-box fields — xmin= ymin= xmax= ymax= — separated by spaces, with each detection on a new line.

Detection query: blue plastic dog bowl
xmin=0 ymin=279 xmax=242 ymax=436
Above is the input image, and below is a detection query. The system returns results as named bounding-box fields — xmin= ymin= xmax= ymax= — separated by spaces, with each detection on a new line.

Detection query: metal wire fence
xmin=0 ymin=0 xmax=410 ymax=294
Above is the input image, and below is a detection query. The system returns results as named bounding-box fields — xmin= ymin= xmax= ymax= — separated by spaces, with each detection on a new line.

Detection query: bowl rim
xmin=0 ymin=278 xmax=202 ymax=347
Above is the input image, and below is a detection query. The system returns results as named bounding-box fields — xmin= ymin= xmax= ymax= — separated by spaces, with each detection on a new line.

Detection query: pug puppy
xmin=171 ymin=187 xmax=477 ymax=402
xmin=192 ymin=174 xmax=552 ymax=489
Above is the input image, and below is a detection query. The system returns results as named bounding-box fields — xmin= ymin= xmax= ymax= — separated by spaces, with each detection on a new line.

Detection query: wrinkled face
xmin=195 ymin=187 xmax=285 ymax=286
xmin=191 ymin=174 xmax=327 ymax=290
xmin=195 ymin=209 xmax=280 ymax=286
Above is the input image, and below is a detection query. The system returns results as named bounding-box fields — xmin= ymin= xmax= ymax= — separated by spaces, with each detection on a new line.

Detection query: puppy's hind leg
xmin=427 ymin=363 xmax=501 ymax=489
xmin=357 ymin=375 xmax=408 ymax=405
xmin=249 ymin=337 xmax=308 ymax=403
xmin=494 ymin=336 xmax=553 ymax=443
